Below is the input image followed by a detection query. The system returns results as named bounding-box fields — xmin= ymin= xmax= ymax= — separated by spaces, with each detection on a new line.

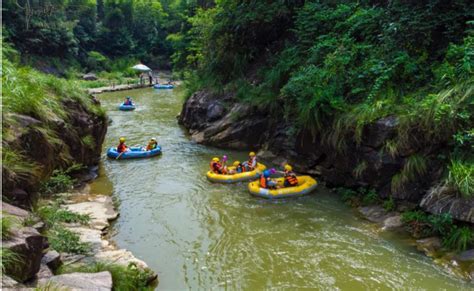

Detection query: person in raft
xmin=145 ymin=137 xmax=158 ymax=151
xmin=124 ymin=96 xmax=133 ymax=105
xmin=260 ymin=168 xmax=277 ymax=189
xmin=243 ymin=152 xmax=257 ymax=171
xmin=117 ymin=137 xmax=129 ymax=153
xmin=227 ymin=160 xmax=246 ymax=175
xmin=282 ymin=164 xmax=298 ymax=187
xmin=210 ymin=157 xmax=227 ymax=174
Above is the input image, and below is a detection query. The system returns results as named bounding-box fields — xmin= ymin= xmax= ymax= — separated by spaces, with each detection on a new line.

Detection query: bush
xmin=1 ymin=215 xmax=16 ymax=239
xmin=86 ymin=51 xmax=109 ymax=71
xmin=448 ymin=159 xmax=474 ymax=198
xmin=428 ymin=213 xmax=453 ymax=236
xmin=361 ymin=188 xmax=379 ymax=206
xmin=337 ymin=188 xmax=359 ymax=206
xmin=0 ymin=248 xmax=21 ymax=273
xmin=442 ymin=226 xmax=474 ymax=252
xmin=38 ymin=203 xmax=90 ymax=227
xmin=383 ymin=196 xmax=396 ymax=212
xmin=47 ymin=226 xmax=90 ymax=254
xmin=40 ymin=170 xmax=75 ymax=195
xmin=59 ymin=262 xmax=155 ymax=290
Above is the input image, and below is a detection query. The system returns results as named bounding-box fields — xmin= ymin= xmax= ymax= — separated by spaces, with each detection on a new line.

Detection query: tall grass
xmin=1 ymin=214 xmax=16 ymax=239
xmin=0 ymin=248 xmax=22 ymax=273
xmin=58 ymin=262 xmax=155 ymax=290
xmin=448 ymin=159 xmax=474 ymax=198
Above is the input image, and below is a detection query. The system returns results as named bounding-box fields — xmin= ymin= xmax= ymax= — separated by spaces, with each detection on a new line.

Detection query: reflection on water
xmin=90 ymin=87 xmax=471 ymax=290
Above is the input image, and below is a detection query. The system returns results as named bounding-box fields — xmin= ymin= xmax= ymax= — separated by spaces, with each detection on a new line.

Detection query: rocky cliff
xmin=179 ymin=90 xmax=473 ymax=223
xmin=2 ymin=97 xmax=107 ymax=208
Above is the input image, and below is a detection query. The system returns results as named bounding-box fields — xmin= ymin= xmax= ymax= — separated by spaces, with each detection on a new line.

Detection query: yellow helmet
xmin=119 ymin=137 xmax=126 ymax=143
xmin=249 ymin=152 xmax=256 ymax=157
xmin=233 ymin=161 xmax=240 ymax=166
xmin=212 ymin=157 xmax=219 ymax=162
xmin=284 ymin=164 xmax=292 ymax=171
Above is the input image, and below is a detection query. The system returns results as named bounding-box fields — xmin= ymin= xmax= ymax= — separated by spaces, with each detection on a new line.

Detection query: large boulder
xmin=82 ymin=73 xmax=98 ymax=81
xmin=3 ymin=227 xmax=45 ymax=282
xmin=41 ymin=250 xmax=62 ymax=271
xmin=179 ymin=91 xmax=269 ymax=149
xmin=38 ymin=271 xmax=113 ymax=290
xmin=420 ymin=183 xmax=474 ymax=223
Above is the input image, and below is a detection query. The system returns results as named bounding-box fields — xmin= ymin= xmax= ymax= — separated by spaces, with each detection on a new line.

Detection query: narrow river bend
xmin=90 ymin=87 xmax=470 ymax=290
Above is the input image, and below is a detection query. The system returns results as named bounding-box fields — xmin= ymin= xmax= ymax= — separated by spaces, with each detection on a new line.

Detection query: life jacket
xmin=236 ymin=164 xmax=245 ymax=173
xmin=284 ymin=170 xmax=298 ymax=186
xmin=247 ymin=156 xmax=257 ymax=169
xmin=260 ymin=174 xmax=267 ymax=188
xmin=210 ymin=161 xmax=223 ymax=174
xmin=146 ymin=142 xmax=157 ymax=151
xmin=124 ymin=99 xmax=132 ymax=105
xmin=117 ymin=142 xmax=127 ymax=153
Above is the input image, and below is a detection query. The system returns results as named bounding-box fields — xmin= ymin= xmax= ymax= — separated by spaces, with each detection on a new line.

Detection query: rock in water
xmin=3 ymin=227 xmax=45 ymax=282
xmin=382 ymin=215 xmax=403 ymax=230
xmin=38 ymin=271 xmax=113 ymax=290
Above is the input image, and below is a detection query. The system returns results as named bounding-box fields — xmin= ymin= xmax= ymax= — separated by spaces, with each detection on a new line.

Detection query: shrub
xmin=38 ymin=204 xmax=90 ymax=227
xmin=59 ymin=262 xmax=155 ymax=290
xmin=361 ymin=188 xmax=379 ymax=206
xmin=40 ymin=170 xmax=75 ymax=195
xmin=401 ymin=210 xmax=429 ymax=224
xmin=337 ymin=187 xmax=359 ymax=206
xmin=1 ymin=215 xmax=16 ymax=239
xmin=0 ymin=248 xmax=22 ymax=273
xmin=442 ymin=226 xmax=474 ymax=252
xmin=383 ymin=196 xmax=396 ymax=212
xmin=428 ymin=213 xmax=453 ymax=236
xmin=448 ymin=159 xmax=474 ymax=198
xmin=47 ymin=226 xmax=90 ymax=254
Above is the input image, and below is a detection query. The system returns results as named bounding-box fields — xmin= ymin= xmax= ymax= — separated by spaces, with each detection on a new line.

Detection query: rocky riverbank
xmin=179 ymin=90 xmax=473 ymax=224
xmin=2 ymin=183 xmax=158 ymax=290
xmin=179 ymin=89 xmax=474 ymax=281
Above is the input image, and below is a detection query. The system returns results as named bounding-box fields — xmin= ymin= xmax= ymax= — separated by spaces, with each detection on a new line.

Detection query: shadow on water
xmin=90 ymin=87 xmax=472 ymax=290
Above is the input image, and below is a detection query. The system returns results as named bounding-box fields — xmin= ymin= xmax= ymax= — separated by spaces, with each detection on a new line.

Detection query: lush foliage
xmin=402 ymin=210 xmax=474 ymax=251
xmin=1 ymin=215 xmax=16 ymax=239
xmin=448 ymin=159 xmax=474 ymax=198
xmin=47 ymin=226 xmax=91 ymax=254
xmin=337 ymin=187 xmax=381 ymax=207
xmin=2 ymin=0 xmax=208 ymax=72
xmin=0 ymin=248 xmax=22 ymax=274
xmin=172 ymin=0 xmax=473 ymax=195
xmin=40 ymin=170 xmax=76 ymax=195
xmin=59 ymin=262 xmax=155 ymax=290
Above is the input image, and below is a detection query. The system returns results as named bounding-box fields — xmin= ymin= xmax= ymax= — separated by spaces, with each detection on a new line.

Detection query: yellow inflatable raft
xmin=248 ymin=176 xmax=317 ymax=199
xmin=206 ymin=163 xmax=266 ymax=183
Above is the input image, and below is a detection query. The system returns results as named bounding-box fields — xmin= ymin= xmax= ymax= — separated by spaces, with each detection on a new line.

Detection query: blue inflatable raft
xmin=119 ymin=102 xmax=136 ymax=111
xmin=153 ymin=84 xmax=174 ymax=89
xmin=107 ymin=146 xmax=162 ymax=159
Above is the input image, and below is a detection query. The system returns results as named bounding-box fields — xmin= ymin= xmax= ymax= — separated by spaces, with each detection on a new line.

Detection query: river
xmin=90 ymin=87 xmax=471 ymax=290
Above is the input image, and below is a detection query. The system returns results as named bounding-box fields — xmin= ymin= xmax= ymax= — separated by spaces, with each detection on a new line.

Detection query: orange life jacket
xmin=117 ymin=142 xmax=127 ymax=153
xmin=146 ymin=142 xmax=157 ymax=151
xmin=260 ymin=174 xmax=267 ymax=188
xmin=284 ymin=170 xmax=298 ymax=186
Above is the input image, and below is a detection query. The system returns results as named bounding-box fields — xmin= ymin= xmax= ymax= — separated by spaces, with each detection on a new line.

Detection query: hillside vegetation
xmin=172 ymin=0 xmax=474 ymax=197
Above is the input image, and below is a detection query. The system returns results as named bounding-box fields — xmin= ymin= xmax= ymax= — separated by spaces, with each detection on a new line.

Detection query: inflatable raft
xmin=119 ymin=102 xmax=136 ymax=111
xmin=154 ymin=84 xmax=174 ymax=89
xmin=248 ymin=176 xmax=317 ymax=199
xmin=206 ymin=163 xmax=266 ymax=183
xmin=107 ymin=146 xmax=161 ymax=159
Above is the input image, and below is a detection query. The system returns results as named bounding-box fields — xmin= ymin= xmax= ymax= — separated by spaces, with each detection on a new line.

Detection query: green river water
xmin=90 ymin=87 xmax=471 ymax=290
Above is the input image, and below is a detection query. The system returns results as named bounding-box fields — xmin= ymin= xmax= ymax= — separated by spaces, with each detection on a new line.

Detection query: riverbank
xmin=2 ymin=186 xmax=157 ymax=290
